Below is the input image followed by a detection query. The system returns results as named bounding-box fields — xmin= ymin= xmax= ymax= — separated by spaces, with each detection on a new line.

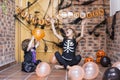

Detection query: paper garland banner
xmin=58 ymin=8 xmax=104 ymax=19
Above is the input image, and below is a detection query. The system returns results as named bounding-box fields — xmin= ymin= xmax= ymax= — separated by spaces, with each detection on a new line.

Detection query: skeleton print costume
xmin=62 ymin=38 xmax=77 ymax=61
xmin=55 ymin=38 xmax=81 ymax=69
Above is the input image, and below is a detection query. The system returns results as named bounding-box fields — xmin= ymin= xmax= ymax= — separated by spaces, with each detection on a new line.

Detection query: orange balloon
xmin=82 ymin=62 xmax=99 ymax=80
xmin=112 ymin=62 xmax=120 ymax=70
xmin=36 ymin=62 xmax=51 ymax=77
xmin=32 ymin=28 xmax=45 ymax=40
xmin=68 ymin=65 xmax=85 ymax=80
xmin=49 ymin=54 xmax=57 ymax=64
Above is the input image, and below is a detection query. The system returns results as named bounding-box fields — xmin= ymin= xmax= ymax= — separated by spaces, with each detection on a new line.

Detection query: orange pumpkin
xmin=96 ymin=50 xmax=106 ymax=58
xmin=32 ymin=28 xmax=45 ymax=40
xmin=84 ymin=57 xmax=94 ymax=63
xmin=96 ymin=57 xmax=102 ymax=63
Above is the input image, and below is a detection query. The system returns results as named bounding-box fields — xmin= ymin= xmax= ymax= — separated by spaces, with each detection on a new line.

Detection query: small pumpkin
xmin=84 ymin=57 xmax=94 ymax=63
xmin=96 ymin=57 xmax=102 ymax=63
xmin=96 ymin=50 xmax=106 ymax=58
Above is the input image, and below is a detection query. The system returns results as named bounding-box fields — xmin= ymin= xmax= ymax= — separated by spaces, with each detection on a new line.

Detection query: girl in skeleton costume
xmin=50 ymin=19 xmax=85 ymax=69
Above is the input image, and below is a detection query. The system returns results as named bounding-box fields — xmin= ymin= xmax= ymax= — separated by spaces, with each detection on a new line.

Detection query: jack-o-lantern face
xmin=96 ymin=50 xmax=106 ymax=58
xmin=84 ymin=57 xmax=94 ymax=63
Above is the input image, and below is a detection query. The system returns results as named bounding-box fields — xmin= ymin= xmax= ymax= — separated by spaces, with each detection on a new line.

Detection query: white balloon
xmin=36 ymin=62 xmax=51 ymax=77
xmin=68 ymin=65 xmax=85 ymax=80
xmin=83 ymin=62 xmax=99 ymax=80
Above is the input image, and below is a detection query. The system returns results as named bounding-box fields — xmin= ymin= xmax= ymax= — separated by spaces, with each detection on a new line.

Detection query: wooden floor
xmin=0 ymin=62 xmax=108 ymax=80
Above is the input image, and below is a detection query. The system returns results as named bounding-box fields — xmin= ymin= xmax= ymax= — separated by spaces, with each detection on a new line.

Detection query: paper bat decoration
xmin=58 ymin=0 xmax=64 ymax=9
xmin=58 ymin=0 xmax=72 ymax=10
xmin=110 ymin=12 xmax=116 ymax=40
xmin=60 ymin=28 xmax=66 ymax=37
xmin=77 ymin=33 xmax=81 ymax=37
xmin=81 ymin=0 xmax=97 ymax=5
xmin=16 ymin=0 xmax=38 ymax=16
xmin=55 ymin=42 xmax=63 ymax=48
xmin=88 ymin=19 xmax=106 ymax=35
xmin=44 ymin=42 xmax=48 ymax=52
xmin=69 ymin=17 xmax=83 ymax=24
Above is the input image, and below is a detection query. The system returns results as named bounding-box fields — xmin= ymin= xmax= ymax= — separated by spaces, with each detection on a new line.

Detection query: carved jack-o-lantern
xmin=96 ymin=57 xmax=102 ymax=63
xmin=84 ymin=57 xmax=94 ymax=63
xmin=96 ymin=50 xmax=106 ymax=58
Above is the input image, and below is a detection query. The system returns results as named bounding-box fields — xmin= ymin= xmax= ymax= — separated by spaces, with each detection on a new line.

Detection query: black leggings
xmin=55 ymin=51 xmax=81 ymax=69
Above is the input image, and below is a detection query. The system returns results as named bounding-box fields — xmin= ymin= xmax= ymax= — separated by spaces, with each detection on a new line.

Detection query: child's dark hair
xmin=22 ymin=39 xmax=31 ymax=51
xmin=66 ymin=28 xmax=77 ymax=38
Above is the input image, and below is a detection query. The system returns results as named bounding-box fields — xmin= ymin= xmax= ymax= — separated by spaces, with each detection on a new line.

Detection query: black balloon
xmin=100 ymin=56 xmax=111 ymax=67
xmin=103 ymin=67 xmax=120 ymax=80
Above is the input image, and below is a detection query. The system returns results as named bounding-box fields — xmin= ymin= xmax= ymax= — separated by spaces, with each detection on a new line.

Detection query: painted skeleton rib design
xmin=63 ymin=40 xmax=74 ymax=53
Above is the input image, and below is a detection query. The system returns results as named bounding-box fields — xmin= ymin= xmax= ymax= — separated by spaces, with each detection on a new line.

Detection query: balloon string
xmin=24 ymin=72 xmax=34 ymax=80
xmin=99 ymin=70 xmax=102 ymax=76
xmin=45 ymin=76 xmax=48 ymax=80
xmin=65 ymin=70 xmax=68 ymax=80
xmin=46 ymin=64 xmax=54 ymax=79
